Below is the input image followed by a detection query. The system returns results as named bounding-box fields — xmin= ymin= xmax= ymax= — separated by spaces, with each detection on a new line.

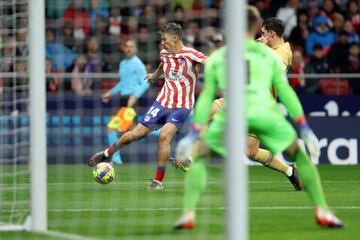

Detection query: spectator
xmin=346 ymin=0 xmax=360 ymax=33
xmin=306 ymin=15 xmax=336 ymax=56
xmin=327 ymin=31 xmax=350 ymax=72
xmin=319 ymin=0 xmax=339 ymax=27
xmin=343 ymin=20 xmax=360 ymax=43
xmin=85 ymin=37 xmax=102 ymax=72
xmin=304 ymin=44 xmax=330 ymax=93
xmin=208 ymin=32 xmax=224 ymax=54
xmin=185 ymin=19 xmax=203 ymax=50
xmin=288 ymin=50 xmax=305 ymax=92
xmin=276 ymin=0 xmax=301 ymax=38
xmin=109 ymin=7 xmax=122 ymax=36
xmin=288 ymin=9 xmax=309 ymax=51
xmin=89 ymin=0 xmax=109 ymax=32
xmin=46 ymin=58 xmax=63 ymax=92
xmin=331 ymin=12 xmax=344 ymax=37
xmin=63 ymin=0 xmax=91 ymax=40
xmin=342 ymin=43 xmax=360 ymax=93
xmin=173 ymin=6 xmax=185 ymax=27
xmin=45 ymin=28 xmax=76 ymax=72
xmin=71 ymin=54 xmax=94 ymax=95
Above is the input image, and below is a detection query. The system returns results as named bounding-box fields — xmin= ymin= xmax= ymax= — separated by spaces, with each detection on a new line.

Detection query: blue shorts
xmin=139 ymin=101 xmax=191 ymax=130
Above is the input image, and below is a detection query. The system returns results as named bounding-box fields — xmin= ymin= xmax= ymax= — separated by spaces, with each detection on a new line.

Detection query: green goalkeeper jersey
xmin=194 ymin=39 xmax=304 ymax=125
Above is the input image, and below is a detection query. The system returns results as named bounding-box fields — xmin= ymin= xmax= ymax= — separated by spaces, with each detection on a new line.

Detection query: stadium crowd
xmin=1 ymin=0 xmax=360 ymax=94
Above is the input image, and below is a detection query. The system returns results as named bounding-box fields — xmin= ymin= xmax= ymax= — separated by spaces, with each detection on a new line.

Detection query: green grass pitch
xmin=0 ymin=164 xmax=359 ymax=240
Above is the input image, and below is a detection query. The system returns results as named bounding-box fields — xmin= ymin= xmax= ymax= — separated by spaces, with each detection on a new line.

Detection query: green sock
xmin=183 ymin=157 xmax=207 ymax=213
xmin=293 ymin=149 xmax=328 ymax=208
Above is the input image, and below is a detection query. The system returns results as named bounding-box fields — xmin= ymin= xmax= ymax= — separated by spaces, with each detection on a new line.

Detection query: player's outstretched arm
xmin=145 ymin=62 xmax=163 ymax=84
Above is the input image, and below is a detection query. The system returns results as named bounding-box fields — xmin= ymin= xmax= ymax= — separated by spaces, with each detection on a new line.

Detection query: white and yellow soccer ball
xmin=93 ymin=162 xmax=115 ymax=184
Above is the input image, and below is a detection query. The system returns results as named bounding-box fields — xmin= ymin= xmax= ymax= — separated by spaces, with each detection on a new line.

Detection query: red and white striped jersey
xmin=156 ymin=47 xmax=207 ymax=109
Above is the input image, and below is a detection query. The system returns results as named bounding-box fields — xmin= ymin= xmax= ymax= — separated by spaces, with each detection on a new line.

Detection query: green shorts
xmin=247 ymin=111 xmax=297 ymax=154
xmin=203 ymin=109 xmax=227 ymax=156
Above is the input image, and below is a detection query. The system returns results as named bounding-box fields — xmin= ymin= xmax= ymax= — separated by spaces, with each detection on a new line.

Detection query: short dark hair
xmin=313 ymin=43 xmax=323 ymax=51
xmin=159 ymin=22 xmax=183 ymax=38
xmin=262 ymin=17 xmax=285 ymax=37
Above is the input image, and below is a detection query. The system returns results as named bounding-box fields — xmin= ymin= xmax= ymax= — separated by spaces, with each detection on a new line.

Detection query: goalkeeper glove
xmin=176 ymin=124 xmax=201 ymax=162
xmin=296 ymin=117 xmax=320 ymax=159
xmin=87 ymin=145 xmax=116 ymax=167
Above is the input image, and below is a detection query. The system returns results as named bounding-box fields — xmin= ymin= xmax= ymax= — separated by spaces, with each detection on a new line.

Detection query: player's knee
xmin=158 ymin=132 xmax=172 ymax=144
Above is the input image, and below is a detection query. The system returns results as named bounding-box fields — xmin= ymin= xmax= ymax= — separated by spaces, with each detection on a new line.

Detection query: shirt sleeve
xmin=194 ymin=53 xmax=218 ymax=125
xmin=272 ymin=57 xmax=304 ymax=120
xmin=187 ymin=49 xmax=208 ymax=63
xmin=134 ymin=62 xmax=149 ymax=98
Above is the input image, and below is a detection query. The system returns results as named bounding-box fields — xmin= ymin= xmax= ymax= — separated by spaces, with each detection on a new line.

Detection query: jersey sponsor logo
xmin=144 ymin=115 xmax=151 ymax=122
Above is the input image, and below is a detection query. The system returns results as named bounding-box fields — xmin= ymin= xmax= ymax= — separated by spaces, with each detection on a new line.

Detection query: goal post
xmin=225 ymin=0 xmax=248 ymax=239
xmin=29 ymin=0 xmax=47 ymax=232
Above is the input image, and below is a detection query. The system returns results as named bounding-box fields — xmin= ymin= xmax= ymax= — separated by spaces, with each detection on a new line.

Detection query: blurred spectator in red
xmin=276 ymin=0 xmax=301 ymax=38
xmin=46 ymin=58 xmax=63 ymax=92
xmin=304 ymin=44 xmax=330 ymax=93
xmin=343 ymin=20 xmax=360 ymax=43
xmin=89 ymin=0 xmax=109 ymax=32
xmin=289 ymin=9 xmax=309 ymax=52
xmin=63 ymin=0 xmax=90 ymax=40
xmin=250 ymin=0 xmax=272 ymax=19
xmin=346 ymin=0 xmax=360 ymax=33
xmin=71 ymin=54 xmax=94 ymax=95
xmin=328 ymin=31 xmax=350 ymax=72
xmin=319 ymin=0 xmax=339 ymax=27
xmin=288 ymin=49 xmax=305 ymax=92
xmin=306 ymin=15 xmax=336 ymax=56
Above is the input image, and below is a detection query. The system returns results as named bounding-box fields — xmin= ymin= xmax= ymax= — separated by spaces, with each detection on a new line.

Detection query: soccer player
xmin=102 ymin=39 xmax=149 ymax=165
xmin=174 ymin=6 xmax=344 ymax=229
xmin=88 ymin=22 xmax=207 ymax=190
xmin=174 ymin=18 xmax=301 ymax=191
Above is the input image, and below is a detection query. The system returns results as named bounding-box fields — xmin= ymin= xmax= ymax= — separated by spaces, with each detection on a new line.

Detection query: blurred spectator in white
xmin=109 ymin=7 xmax=122 ymax=36
xmin=45 ymin=28 xmax=76 ymax=72
xmin=276 ymin=0 xmax=301 ymax=38
xmin=288 ymin=50 xmax=305 ymax=92
xmin=89 ymin=0 xmax=109 ymax=32
xmin=208 ymin=33 xmax=224 ymax=54
xmin=289 ymin=9 xmax=309 ymax=52
xmin=63 ymin=0 xmax=91 ymax=40
xmin=186 ymin=19 xmax=203 ymax=49
xmin=71 ymin=54 xmax=94 ymax=95
xmin=306 ymin=15 xmax=336 ymax=56
xmin=343 ymin=20 xmax=360 ymax=43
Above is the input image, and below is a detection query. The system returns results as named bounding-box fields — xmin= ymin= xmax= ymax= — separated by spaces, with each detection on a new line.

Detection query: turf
xmin=0 ymin=164 xmax=359 ymax=240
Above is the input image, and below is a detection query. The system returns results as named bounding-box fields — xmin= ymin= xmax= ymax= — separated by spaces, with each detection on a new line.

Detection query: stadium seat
xmin=319 ymin=79 xmax=351 ymax=95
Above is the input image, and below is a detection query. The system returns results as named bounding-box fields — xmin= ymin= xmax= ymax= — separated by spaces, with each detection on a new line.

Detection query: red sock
xmin=154 ymin=166 xmax=166 ymax=182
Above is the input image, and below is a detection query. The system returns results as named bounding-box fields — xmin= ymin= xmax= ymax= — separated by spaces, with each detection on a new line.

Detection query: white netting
xmin=0 ymin=0 xmax=31 ymax=230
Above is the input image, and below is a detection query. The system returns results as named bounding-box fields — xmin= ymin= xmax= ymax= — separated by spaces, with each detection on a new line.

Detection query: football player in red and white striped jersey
xmin=88 ymin=22 xmax=207 ymax=190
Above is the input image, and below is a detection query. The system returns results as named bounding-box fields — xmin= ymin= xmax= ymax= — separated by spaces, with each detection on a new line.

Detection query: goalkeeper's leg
xmin=174 ymin=142 xmax=209 ymax=230
xmin=247 ymin=135 xmax=302 ymax=191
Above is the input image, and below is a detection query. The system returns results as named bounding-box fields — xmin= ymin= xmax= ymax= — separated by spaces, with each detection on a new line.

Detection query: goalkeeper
xmin=174 ymin=17 xmax=301 ymax=191
xmin=174 ymin=6 xmax=344 ymax=229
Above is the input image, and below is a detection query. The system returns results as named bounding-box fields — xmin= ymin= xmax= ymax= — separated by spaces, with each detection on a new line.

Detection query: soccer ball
xmin=93 ymin=162 xmax=115 ymax=184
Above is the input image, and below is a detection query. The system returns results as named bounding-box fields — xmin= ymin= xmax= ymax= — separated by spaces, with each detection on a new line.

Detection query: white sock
xmin=285 ymin=166 xmax=293 ymax=177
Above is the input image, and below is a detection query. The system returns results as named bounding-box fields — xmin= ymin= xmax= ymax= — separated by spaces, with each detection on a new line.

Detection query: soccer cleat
xmin=170 ymin=157 xmax=191 ymax=172
xmin=147 ymin=179 xmax=164 ymax=190
xmin=87 ymin=151 xmax=110 ymax=167
xmin=174 ymin=211 xmax=195 ymax=230
xmin=287 ymin=165 xmax=302 ymax=191
xmin=315 ymin=206 xmax=344 ymax=228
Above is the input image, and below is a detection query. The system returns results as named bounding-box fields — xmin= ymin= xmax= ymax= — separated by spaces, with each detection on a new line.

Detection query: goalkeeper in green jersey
xmin=174 ymin=6 xmax=344 ymax=230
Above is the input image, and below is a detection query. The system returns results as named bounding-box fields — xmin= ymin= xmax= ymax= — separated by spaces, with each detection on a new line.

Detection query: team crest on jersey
xmin=144 ymin=115 xmax=151 ymax=122
xmin=179 ymin=58 xmax=185 ymax=65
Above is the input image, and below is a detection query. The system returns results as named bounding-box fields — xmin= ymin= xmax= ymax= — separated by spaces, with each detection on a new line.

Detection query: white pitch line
xmin=40 ymin=230 xmax=99 ymax=240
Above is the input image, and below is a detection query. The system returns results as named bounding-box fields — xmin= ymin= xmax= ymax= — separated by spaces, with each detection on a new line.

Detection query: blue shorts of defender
xmin=139 ymin=101 xmax=191 ymax=130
